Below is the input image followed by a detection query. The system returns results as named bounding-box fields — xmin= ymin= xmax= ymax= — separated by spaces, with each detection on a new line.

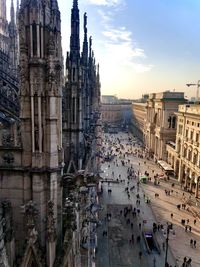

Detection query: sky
xmin=7 ymin=0 xmax=200 ymax=100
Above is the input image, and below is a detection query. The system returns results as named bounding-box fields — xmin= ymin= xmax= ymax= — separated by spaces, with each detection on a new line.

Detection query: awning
xmin=157 ymin=160 xmax=173 ymax=171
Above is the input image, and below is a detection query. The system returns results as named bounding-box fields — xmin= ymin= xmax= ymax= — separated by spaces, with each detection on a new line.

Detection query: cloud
xmin=94 ymin=5 xmax=153 ymax=74
xmin=97 ymin=9 xmax=113 ymax=24
xmin=85 ymin=0 xmax=124 ymax=7
xmin=100 ymin=27 xmax=153 ymax=73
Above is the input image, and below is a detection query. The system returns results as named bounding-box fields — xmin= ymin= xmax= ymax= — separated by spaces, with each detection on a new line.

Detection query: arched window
xmin=188 ymin=149 xmax=192 ymax=161
xmin=168 ymin=116 xmax=172 ymax=128
xmin=32 ymin=21 xmax=37 ymax=56
xmin=183 ymin=146 xmax=187 ymax=157
xmin=172 ymin=116 xmax=176 ymax=128
xmin=193 ymin=152 xmax=198 ymax=165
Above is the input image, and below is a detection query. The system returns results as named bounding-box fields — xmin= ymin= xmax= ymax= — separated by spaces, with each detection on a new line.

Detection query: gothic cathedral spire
xmin=82 ymin=12 xmax=88 ymax=66
xmin=70 ymin=0 xmax=80 ymax=61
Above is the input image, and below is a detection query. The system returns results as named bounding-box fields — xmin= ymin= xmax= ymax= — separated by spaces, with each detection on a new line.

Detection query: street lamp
xmin=186 ymin=80 xmax=200 ymax=102
xmin=164 ymin=223 xmax=171 ymax=267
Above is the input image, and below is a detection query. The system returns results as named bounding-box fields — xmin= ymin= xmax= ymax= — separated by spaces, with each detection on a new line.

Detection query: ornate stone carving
xmin=1 ymin=201 xmax=14 ymax=243
xmin=23 ymin=201 xmax=38 ymax=245
xmin=46 ymin=200 xmax=56 ymax=242
xmin=2 ymin=152 xmax=14 ymax=165
xmin=0 ymin=203 xmax=9 ymax=267
xmin=2 ymin=132 xmax=14 ymax=147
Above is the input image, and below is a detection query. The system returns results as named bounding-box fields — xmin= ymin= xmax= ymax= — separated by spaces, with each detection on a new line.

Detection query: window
xmin=168 ymin=116 xmax=172 ymax=128
xmin=191 ymin=131 xmax=193 ymax=140
xmin=193 ymin=153 xmax=198 ymax=165
xmin=32 ymin=22 xmax=37 ymax=56
xmin=178 ymin=125 xmax=183 ymax=135
xmin=183 ymin=147 xmax=187 ymax=157
xmin=186 ymin=129 xmax=188 ymax=138
xmin=172 ymin=116 xmax=176 ymax=128
xmin=188 ymin=150 xmax=192 ymax=161
xmin=196 ymin=133 xmax=199 ymax=143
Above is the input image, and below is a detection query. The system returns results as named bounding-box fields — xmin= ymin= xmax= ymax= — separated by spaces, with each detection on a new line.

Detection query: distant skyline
xmin=7 ymin=0 xmax=200 ymax=100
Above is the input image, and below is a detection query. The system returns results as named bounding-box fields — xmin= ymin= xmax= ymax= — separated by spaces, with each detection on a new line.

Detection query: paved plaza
xmin=96 ymin=132 xmax=200 ymax=267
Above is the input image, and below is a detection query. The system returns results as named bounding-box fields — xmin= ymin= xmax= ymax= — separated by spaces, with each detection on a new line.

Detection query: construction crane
xmin=186 ymin=80 xmax=200 ymax=102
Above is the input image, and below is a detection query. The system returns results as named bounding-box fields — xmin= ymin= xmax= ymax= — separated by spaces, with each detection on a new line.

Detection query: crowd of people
xmin=99 ymin=131 xmax=200 ymax=267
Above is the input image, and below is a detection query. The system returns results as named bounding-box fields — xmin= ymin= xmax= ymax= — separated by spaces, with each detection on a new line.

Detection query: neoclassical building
xmin=144 ymin=91 xmax=186 ymax=160
xmin=167 ymin=104 xmax=200 ymax=197
xmin=131 ymin=102 xmax=147 ymax=141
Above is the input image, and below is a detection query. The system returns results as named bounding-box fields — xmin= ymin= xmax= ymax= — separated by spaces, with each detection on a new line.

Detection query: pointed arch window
xmin=32 ymin=22 xmax=37 ymax=56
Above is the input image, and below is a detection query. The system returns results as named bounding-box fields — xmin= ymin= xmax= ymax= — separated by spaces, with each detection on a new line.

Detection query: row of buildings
xmin=0 ymin=0 xmax=101 ymax=266
xmin=132 ymin=91 xmax=200 ymax=197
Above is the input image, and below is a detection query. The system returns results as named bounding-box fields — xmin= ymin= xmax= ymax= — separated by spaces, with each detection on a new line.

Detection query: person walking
xmin=153 ymin=256 xmax=156 ymax=267
xmin=193 ymin=240 xmax=196 ymax=248
xmin=171 ymin=213 xmax=173 ymax=219
xmin=190 ymin=239 xmax=193 ymax=247
xmin=139 ymin=251 xmax=142 ymax=260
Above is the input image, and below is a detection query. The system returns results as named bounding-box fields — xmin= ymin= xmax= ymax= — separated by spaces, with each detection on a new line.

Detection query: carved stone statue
xmin=46 ymin=200 xmax=56 ymax=242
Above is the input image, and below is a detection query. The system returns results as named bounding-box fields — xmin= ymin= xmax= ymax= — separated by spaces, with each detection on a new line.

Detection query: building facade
xmin=166 ymin=104 xmax=200 ymax=197
xmin=144 ymin=91 xmax=185 ymax=161
xmin=131 ymin=102 xmax=147 ymax=141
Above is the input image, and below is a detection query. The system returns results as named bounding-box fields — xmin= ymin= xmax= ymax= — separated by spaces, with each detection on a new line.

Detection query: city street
xmin=96 ymin=132 xmax=200 ymax=267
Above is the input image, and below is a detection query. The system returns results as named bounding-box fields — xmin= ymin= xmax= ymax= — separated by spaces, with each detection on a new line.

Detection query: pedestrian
xmin=153 ymin=256 xmax=156 ymax=267
xmin=139 ymin=251 xmax=142 ymax=260
xmin=189 ymin=226 xmax=192 ymax=232
xmin=171 ymin=213 xmax=173 ymax=219
xmin=185 ymin=226 xmax=187 ymax=232
xmin=194 ymin=240 xmax=196 ymax=248
xmin=139 ymin=223 xmax=141 ymax=230
xmin=194 ymin=219 xmax=196 ymax=225
xmin=187 ymin=219 xmax=189 ymax=224
xmin=137 ymin=208 xmax=140 ymax=215
xmin=190 ymin=239 xmax=193 ymax=247
xmin=186 ymin=258 xmax=192 ymax=267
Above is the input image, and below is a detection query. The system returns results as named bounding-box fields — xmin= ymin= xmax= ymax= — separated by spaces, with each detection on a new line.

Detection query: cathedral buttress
xmin=18 ymin=0 xmax=63 ymax=261
xmin=63 ymin=0 xmax=84 ymax=172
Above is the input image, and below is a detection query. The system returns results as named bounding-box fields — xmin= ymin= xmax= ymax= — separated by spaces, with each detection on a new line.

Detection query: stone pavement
xmin=96 ymin=132 xmax=200 ymax=267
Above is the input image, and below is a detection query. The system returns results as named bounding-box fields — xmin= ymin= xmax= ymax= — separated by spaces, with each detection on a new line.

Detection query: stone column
xmin=46 ymin=201 xmax=56 ymax=267
xmin=184 ymin=175 xmax=189 ymax=189
xmin=189 ymin=177 xmax=194 ymax=192
xmin=195 ymin=177 xmax=199 ymax=198
xmin=178 ymin=162 xmax=183 ymax=182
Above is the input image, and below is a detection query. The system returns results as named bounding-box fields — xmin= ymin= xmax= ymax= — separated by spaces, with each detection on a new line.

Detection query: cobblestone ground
xmin=96 ymin=132 xmax=200 ymax=267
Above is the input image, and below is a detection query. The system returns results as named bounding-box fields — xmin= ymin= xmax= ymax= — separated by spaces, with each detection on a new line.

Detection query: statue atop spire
xmin=70 ymin=0 xmax=80 ymax=61
xmin=73 ymin=0 xmax=78 ymax=8
xmin=84 ymin=12 xmax=87 ymax=33
xmin=10 ymin=0 xmax=15 ymax=23
xmin=89 ymin=36 xmax=92 ymax=58
xmin=82 ymin=12 xmax=88 ymax=65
